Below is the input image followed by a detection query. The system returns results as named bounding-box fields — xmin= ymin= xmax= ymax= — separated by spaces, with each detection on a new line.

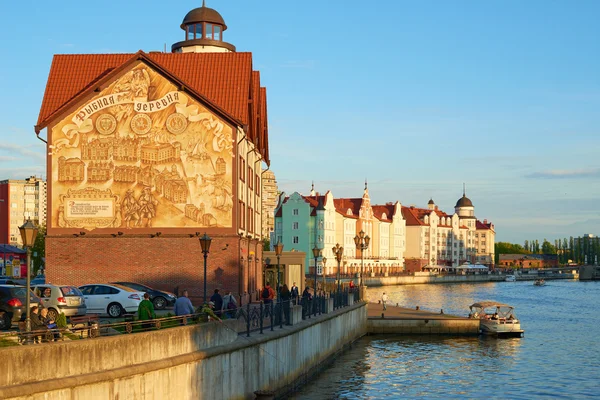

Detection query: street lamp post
xmin=312 ymin=246 xmax=321 ymax=315
xmin=322 ymin=257 xmax=327 ymax=295
xmin=332 ymin=243 xmax=344 ymax=303
xmin=275 ymin=241 xmax=283 ymax=327
xmin=19 ymin=218 xmax=38 ymax=344
xmin=354 ymin=230 xmax=370 ymax=287
xmin=199 ymin=233 xmax=212 ymax=305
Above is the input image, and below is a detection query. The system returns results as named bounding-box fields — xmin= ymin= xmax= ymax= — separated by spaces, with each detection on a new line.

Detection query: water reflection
xmin=289 ymin=281 xmax=600 ymax=399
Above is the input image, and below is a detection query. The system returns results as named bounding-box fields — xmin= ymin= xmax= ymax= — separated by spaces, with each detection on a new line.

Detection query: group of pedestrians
xmin=167 ymin=288 xmax=241 ymax=324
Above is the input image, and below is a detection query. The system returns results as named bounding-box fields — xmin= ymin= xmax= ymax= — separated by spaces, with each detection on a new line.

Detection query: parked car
xmin=32 ymin=284 xmax=87 ymax=320
xmin=112 ymin=282 xmax=177 ymax=310
xmin=0 ymin=278 xmax=26 ymax=286
xmin=0 ymin=285 xmax=41 ymax=330
xmin=78 ymin=284 xmax=144 ymax=318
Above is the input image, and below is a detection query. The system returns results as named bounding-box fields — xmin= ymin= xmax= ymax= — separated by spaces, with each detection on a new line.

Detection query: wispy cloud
xmin=0 ymin=143 xmax=45 ymax=162
xmin=526 ymin=168 xmax=600 ymax=179
xmin=0 ymin=155 xmax=18 ymax=162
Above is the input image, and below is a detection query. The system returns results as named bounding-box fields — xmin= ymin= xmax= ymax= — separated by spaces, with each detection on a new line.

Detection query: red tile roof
xmin=333 ymin=198 xmax=362 ymax=218
xmin=401 ymin=206 xmax=425 ymax=226
xmin=36 ymin=51 xmax=269 ymax=163
xmin=476 ymin=220 xmax=494 ymax=230
xmin=372 ymin=204 xmax=394 ymax=222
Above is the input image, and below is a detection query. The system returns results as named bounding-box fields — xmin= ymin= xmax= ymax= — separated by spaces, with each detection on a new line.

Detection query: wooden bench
xmin=70 ymin=314 xmax=100 ymax=338
xmin=17 ymin=321 xmax=59 ymax=343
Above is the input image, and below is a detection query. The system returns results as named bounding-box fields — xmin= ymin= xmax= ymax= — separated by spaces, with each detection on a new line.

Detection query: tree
xmin=262 ymin=238 xmax=270 ymax=252
xmin=534 ymin=240 xmax=540 ymax=254
xmin=31 ymin=225 xmax=46 ymax=275
xmin=562 ymin=238 xmax=568 ymax=263
xmin=541 ymin=239 xmax=556 ymax=254
xmin=524 ymin=240 xmax=529 ymax=253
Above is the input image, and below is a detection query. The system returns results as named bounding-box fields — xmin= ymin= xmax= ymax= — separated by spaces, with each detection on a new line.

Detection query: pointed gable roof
xmin=36 ymin=50 xmax=270 ymax=163
xmin=401 ymin=206 xmax=425 ymax=226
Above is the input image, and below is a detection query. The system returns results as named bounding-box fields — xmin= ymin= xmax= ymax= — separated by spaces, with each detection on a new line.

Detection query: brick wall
xmin=46 ymin=235 xmax=262 ymax=300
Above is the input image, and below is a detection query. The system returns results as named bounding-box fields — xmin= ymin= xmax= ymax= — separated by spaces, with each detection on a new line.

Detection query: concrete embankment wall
xmin=368 ymin=317 xmax=480 ymax=335
xmin=0 ymin=303 xmax=367 ymax=400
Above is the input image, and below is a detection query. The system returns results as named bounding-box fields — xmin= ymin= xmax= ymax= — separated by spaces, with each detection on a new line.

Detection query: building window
xmin=293 ymin=236 xmax=299 ymax=244
xmin=248 ymin=167 xmax=253 ymax=190
xmin=293 ymin=222 xmax=299 ymax=230
xmin=293 ymin=209 xmax=299 ymax=215
xmin=255 ymin=174 xmax=260 ymax=195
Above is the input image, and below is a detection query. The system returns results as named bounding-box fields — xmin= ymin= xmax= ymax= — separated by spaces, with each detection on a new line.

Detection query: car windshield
xmin=60 ymin=286 xmax=83 ymax=297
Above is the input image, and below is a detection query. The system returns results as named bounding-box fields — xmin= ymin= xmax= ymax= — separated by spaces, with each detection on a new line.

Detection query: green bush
xmin=56 ymin=313 xmax=67 ymax=329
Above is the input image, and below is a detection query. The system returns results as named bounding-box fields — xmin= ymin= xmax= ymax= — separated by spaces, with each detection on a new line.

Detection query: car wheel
xmin=47 ymin=308 xmax=59 ymax=321
xmin=107 ymin=303 xmax=123 ymax=318
xmin=0 ymin=312 xmax=11 ymax=330
xmin=153 ymin=296 xmax=167 ymax=310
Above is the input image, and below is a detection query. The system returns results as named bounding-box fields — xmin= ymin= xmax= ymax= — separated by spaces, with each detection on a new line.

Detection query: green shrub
xmin=56 ymin=313 xmax=68 ymax=329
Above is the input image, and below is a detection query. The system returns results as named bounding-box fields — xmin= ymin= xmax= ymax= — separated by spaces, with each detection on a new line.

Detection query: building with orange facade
xmin=34 ymin=4 xmax=270 ymax=300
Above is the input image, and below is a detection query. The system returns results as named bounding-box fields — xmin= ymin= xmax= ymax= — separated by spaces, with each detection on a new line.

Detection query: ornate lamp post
xmin=332 ymin=243 xmax=344 ymax=298
xmin=322 ymin=257 xmax=327 ymax=294
xmin=354 ymin=230 xmax=370 ymax=287
xmin=199 ymin=233 xmax=212 ymax=305
xmin=19 ymin=218 xmax=38 ymax=343
xmin=312 ymin=246 xmax=321 ymax=296
xmin=275 ymin=241 xmax=283 ymax=327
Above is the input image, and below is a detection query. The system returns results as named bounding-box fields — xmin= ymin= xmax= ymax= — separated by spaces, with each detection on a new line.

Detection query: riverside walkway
xmin=366 ymin=303 xmax=479 ymax=335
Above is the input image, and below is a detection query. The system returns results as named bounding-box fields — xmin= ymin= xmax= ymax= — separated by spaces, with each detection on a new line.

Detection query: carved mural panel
xmin=50 ymin=61 xmax=234 ymax=229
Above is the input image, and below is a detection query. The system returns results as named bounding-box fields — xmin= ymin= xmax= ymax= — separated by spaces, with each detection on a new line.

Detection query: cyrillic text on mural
xmin=51 ymin=62 xmax=234 ymax=230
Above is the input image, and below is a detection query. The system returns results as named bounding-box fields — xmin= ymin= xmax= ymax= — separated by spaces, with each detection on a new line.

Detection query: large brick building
xmin=34 ymin=4 xmax=270 ymax=299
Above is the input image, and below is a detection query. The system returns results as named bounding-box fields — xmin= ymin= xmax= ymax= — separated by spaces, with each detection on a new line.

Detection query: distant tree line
xmin=495 ymin=235 xmax=600 ymax=265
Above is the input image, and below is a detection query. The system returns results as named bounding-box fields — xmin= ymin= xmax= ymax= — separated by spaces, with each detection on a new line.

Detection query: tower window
xmin=195 ymin=23 xmax=203 ymax=39
xmin=214 ymin=25 xmax=221 ymax=40
xmin=205 ymin=23 xmax=213 ymax=39
xmin=187 ymin=25 xmax=194 ymax=40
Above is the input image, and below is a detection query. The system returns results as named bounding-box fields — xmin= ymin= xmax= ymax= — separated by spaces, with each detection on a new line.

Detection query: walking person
xmin=290 ymin=282 xmax=299 ymax=305
xmin=210 ymin=289 xmax=223 ymax=317
xmin=222 ymin=291 xmax=237 ymax=319
xmin=174 ymin=290 xmax=195 ymax=324
xmin=382 ymin=292 xmax=388 ymax=311
xmin=262 ymin=282 xmax=275 ymax=304
xmin=280 ymin=284 xmax=292 ymax=325
xmin=137 ymin=293 xmax=156 ymax=329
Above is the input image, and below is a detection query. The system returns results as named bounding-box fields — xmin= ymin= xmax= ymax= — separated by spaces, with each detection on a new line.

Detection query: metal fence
xmin=0 ymin=289 xmax=362 ymax=347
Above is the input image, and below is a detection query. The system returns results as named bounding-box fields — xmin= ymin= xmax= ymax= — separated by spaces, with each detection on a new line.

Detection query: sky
xmin=0 ymin=0 xmax=598 ymax=244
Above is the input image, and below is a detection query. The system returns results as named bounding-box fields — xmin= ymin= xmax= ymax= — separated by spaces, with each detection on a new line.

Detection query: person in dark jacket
xmin=290 ymin=282 xmax=299 ymax=305
xmin=280 ymin=284 xmax=292 ymax=325
xmin=210 ymin=289 xmax=223 ymax=317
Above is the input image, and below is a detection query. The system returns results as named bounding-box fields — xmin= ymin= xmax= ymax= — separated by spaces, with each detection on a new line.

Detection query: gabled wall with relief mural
xmin=49 ymin=61 xmax=234 ymax=230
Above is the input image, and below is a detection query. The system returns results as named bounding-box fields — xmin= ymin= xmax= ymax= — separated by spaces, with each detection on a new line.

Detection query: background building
xmin=402 ymin=191 xmax=495 ymax=270
xmin=34 ymin=4 xmax=270 ymax=299
xmin=274 ymin=184 xmax=406 ymax=277
xmin=261 ymin=169 xmax=278 ymax=240
xmin=0 ymin=176 xmax=47 ymax=246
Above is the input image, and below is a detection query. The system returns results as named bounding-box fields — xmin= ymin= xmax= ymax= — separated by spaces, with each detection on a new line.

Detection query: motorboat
xmin=469 ymin=301 xmax=524 ymax=338
xmin=505 ymin=275 xmax=516 ymax=282
xmin=533 ymin=279 xmax=545 ymax=286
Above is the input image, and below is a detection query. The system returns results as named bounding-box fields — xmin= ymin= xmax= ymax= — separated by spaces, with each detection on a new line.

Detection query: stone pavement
xmin=367 ymin=302 xmax=467 ymax=320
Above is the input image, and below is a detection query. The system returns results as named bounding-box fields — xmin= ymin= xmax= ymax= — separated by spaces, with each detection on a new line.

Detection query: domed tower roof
xmin=455 ymin=194 xmax=473 ymax=208
xmin=428 ymin=198 xmax=435 ymax=205
xmin=181 ymin=3 xmax=227 ymax=30
xmin=172 ymin=1 xmax=236 ymax=53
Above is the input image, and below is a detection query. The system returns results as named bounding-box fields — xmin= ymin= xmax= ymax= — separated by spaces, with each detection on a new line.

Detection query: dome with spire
xmin=181 ymin=1 xmax=227 ymax=30
xmin=172 ymin=1 xmax=236 ymax=53
xmin=428 ymin=198 xmax=435 ymax=205
xmin=455 ymin=194 xmax=473 ymax=208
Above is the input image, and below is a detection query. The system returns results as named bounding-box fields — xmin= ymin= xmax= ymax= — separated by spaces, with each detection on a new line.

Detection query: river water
xmin=289 ymin=280 xmax=600 ymax=399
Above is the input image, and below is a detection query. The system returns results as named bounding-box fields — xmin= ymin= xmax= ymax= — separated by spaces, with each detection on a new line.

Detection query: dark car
xmin=0 ymin=278 xmax=26 ymax=286
xmin=0 ymin=285 xmax=41 ymax=330
xmin=111 ymin=282 xmax=176 ymax=310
